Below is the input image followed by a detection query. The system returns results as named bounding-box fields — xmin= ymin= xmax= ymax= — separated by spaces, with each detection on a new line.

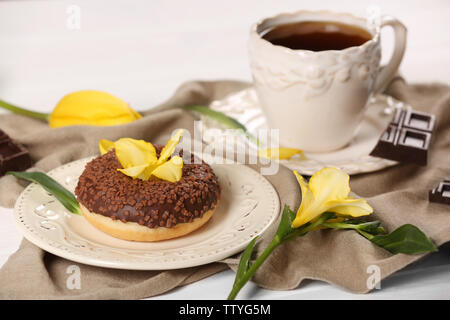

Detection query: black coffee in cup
xmin=262 ymin=21 xmax=372 ymax=51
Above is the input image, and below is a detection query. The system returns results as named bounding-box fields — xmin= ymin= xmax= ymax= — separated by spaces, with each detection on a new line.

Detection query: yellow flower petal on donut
xmin=258 ymin=147 xmax=305 ymax=160
xmin=114 ymin=138 xmax=157 ymax=168
xmin=117 ymin=164 xmax=148 ymax=179
xmin=158 ymin=129 xmax=183 ymax=164
xmin=136 ymin=163 xmax=160 ymax=181
xmin=49 ymin=90 xmax=141 ymax=128
xmin=152 ymin=156 xmax=183 ymax=182
xmin=98 ymin=129 xmax=184 ymax=182
xmin=99 ymin=139 xmax=115 ymax=155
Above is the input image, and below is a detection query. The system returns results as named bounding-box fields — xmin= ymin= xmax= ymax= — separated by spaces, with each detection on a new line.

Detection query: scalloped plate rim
xmin=13 ymin=157 xmax=280 ymax=270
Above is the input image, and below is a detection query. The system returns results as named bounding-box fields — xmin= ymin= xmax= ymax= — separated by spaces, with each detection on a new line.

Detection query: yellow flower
xmin=49 ymin=90 xmax=141 ymax=128
xmin=258 ymin=147 xmax=305 ymax=160
xmin=292 ymin=168 xmax=373 ymax=228
xmin=99 ymin=129 xmax=184 ymax=182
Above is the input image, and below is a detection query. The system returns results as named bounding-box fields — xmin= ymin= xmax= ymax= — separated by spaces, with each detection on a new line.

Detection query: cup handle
xmin=373 ymin=16 xmax=407 ymax=94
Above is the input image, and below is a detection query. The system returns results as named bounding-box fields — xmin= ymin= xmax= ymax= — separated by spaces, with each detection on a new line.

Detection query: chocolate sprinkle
xmin=75 ymin=146 xmax=221 ymax=229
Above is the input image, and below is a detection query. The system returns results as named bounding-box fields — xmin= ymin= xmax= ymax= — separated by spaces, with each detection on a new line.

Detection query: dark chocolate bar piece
xmin=0 ymin=130 xmax=8 ymax=143
xmin=0 ymin=130 xmax=32 ymax=176
xmin=429 ymin=179 xmax=450 ymax=205
xmin=370 ymin=108 xmax=435 ymax=166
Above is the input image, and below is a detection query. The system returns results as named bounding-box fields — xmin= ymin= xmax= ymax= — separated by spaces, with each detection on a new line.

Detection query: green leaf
xmin=7 ymin=171 xmax=81 ymax=215
xmin=274 ymin=205 xmax=297 ymax=241
xmin=368 ymin=224 xmax=437 ymax=255
xmin=184 ymin=105 xmax=247 ymax=130
xmin=233 ymin=236 xmax=258 ymax=287
xmin=184 ymin=105 xmax=259 ymax=145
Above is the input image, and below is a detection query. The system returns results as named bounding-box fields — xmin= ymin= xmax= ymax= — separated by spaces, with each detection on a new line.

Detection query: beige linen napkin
xmin=0 ymin=78 xmax=449 ymax=299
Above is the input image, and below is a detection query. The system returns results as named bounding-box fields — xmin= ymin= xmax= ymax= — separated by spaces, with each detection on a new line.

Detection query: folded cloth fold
xmin=0 ymin=78 xmax=449 ymax=299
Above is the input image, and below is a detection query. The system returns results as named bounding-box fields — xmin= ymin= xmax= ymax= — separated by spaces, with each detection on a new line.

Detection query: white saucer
xmin=13 ymin=157 xmax=280 ymax=270
xmin=205 ymin=88 xmax=404 ymax=175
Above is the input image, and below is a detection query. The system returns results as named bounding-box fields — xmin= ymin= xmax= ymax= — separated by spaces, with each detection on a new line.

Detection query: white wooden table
xmin=1 ymin=0 xmax=449 ymax=299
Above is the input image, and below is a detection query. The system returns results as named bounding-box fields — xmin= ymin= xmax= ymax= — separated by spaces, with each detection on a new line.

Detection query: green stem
xmin=321 ymin=222 xmax=360 ymax=230
xmin=227 ymin=213 xmax=333 ymax=300
xmin=357 ymin=229 xmax=375 ymax=240
xmin=280 ymin=212 xmax=335 ymax=244
xmin=0 ymin=99 xmax=49 ymax=121
xmin=227 ymin=237 xmax=280 ymax=300
xmin=321 ymin=220 xmax=385 ymax=236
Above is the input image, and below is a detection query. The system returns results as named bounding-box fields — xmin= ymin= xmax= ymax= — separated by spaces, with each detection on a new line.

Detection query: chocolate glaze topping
xmin=75 ymin=146 xmax=221 ymax=229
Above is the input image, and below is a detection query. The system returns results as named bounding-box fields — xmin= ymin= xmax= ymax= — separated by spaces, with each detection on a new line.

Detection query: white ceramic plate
xmin=13 ymin=157 xmax=280 ymax=270
xmin=204 ymin=88 xmax=405 ymax=175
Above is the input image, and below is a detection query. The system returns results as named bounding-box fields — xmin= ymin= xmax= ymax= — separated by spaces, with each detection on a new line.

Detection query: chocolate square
xmin=370 ymin=125 xmax=399 ymax=162
xmin=397 ymin=128 xmax=431 ymax=165
xmin=403 ymin=109 xmax=435 ymax=132
xmin=370 ymin=108 xmax=435 ymax=166
xmin=0 ymin=130 xmax=32 ymax=176
xmin=0 ymin=130 xmax=8 ymax=143
xmin=429 ymin=179 xmax=450 ymax=205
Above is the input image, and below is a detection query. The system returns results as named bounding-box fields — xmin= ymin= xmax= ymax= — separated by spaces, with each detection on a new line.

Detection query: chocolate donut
xmin=75 ymin=147 xmax=221 ymax=241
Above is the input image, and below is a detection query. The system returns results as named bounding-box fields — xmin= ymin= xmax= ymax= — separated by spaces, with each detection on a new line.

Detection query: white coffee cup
xmin=248 ymin=10 xmax=407 ymax=152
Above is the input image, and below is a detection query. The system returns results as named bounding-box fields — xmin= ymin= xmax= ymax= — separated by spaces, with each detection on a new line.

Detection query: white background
xmin=0 ymin=0 xmax=450 ymax=299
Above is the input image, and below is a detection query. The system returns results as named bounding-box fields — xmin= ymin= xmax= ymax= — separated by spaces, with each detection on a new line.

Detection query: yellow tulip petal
xmin=158 ymin=129 xmax=183 ymax=164
xmin=99 ymin=139 xmax=115 ymax=155
xmin=114 ymin=138 xmax=157 ymax=168
xmin=308 ymin=167 xmax=351 ymax=202
xmin=117 ymin=164 xmax=148 ymax=179
xmin=49 ymin=90 xmax=141 ymax=128
xmin=258 ymin=148 xmax=305 ymax=160
xmin=326 ymin=198 xmax=373 ymax=217
xmin=126 ymin=104 xmax=143 ymax=120
xmin=152 ymin=156 xmax=183 ymax=182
